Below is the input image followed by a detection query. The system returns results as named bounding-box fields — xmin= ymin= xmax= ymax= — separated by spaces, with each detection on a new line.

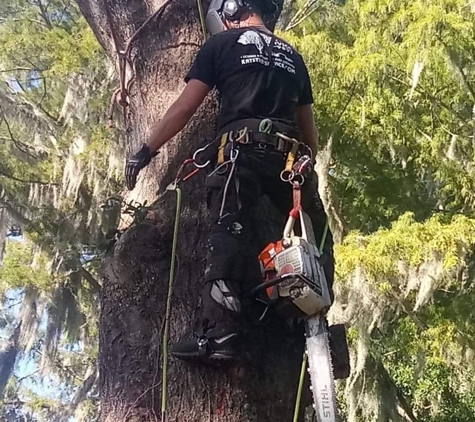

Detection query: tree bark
xmin=316 ymin=136 xmax=348 ymax=244
xmin=74 ymin=1 xmax=308 ymax=421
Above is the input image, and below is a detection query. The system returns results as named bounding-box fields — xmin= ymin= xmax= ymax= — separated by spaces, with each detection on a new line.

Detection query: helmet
xmin=205 ymin=0 xmax=277 ymax=36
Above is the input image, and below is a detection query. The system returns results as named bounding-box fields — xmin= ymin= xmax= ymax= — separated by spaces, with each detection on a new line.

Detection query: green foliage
xmin=286 ymin=0 xmax=475 ymax=231
xmin=0 ymin=1 xmax=111 ymax=421
xmin=0 ymin=1 xmax=101 ymax=77
xmin=1 ymin=0 xmax=474 ymax=421
xmin=337 ymin=213 xmax=475 ymax=281
xmin=0 ymin=241 xmax=53 ymax=295
xmin=282 ymin=1 xmax=475 ymax=420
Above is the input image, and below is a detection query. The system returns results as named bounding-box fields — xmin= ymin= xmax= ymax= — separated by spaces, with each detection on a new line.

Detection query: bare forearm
xmin=296 ymin=104 xmax=319 ymax=161
xmin=304 ymin=122 xmax=318 ymax=160
xmin=124 ymin=80 xmax=210 ymax=191
xmin=146 ymin=101 xmax=195 ymax=152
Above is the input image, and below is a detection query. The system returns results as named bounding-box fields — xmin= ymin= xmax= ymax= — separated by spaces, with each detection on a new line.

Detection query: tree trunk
xmin=0 ymin=323 xmax=21 ymax=400
xmin=74 ymin=1 xmax=308 ymax=421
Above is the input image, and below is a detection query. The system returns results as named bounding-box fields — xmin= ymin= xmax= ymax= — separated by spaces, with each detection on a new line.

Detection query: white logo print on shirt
xmin=237 ymin=30 xmax=296 ymax=74
xmin=237 ymin=30 xmax=266 ymax=55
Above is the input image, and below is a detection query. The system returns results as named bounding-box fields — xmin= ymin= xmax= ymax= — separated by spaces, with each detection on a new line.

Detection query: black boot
xmin=171 ymin=326 xmax=240 ymax=363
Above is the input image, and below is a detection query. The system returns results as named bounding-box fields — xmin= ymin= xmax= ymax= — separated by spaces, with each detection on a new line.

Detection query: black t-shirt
xmin=185 ymin=27 xmax=314 ymax=131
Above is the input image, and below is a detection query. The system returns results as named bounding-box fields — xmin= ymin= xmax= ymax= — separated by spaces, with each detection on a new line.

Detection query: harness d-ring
xmin=280 ymin=169 xmax=294 ymax=182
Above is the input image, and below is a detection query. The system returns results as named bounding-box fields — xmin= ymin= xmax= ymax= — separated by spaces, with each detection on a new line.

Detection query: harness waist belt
xmin=247 ymin=132 xmax=299 ymax=153
xmin=219 ymin=118 xmax=301 ymax=140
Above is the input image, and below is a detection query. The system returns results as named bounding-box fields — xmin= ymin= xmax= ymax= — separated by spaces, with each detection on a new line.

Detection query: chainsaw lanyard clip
xmin=280 ymin=154 xmax=313 ymax=186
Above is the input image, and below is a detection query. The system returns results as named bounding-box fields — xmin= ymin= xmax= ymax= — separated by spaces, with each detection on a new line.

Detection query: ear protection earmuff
xmin=222 ymin=0 xmax=246 ymax=21
xmin=206 ymin=0 xmax=247 ymax=35
xmin=206 ymin=0 xmax=277 ymax=36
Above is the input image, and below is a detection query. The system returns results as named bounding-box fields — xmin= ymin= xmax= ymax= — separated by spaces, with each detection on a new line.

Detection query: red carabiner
xmin=175 ymin=159 xmax=200 ymax=183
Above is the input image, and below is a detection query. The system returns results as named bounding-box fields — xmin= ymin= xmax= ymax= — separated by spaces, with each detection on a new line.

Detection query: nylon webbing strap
xmin=285 ymin=142 xmax=299 ymax=173
xmin=218 ymin=132 xmax=228 ymax=165
xmin=293 ymin=182 xmax=301 ymax=211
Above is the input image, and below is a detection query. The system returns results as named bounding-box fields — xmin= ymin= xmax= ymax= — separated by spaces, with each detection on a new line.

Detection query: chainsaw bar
xmin=306 ymin=315 xmax=339 ymax=422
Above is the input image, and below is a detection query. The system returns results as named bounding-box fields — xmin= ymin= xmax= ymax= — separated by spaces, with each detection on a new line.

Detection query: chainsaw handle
xmin=283 ymin=210 xmax=310 ymax=241
xmin=251 ymin=273 xmax=313 ymax=296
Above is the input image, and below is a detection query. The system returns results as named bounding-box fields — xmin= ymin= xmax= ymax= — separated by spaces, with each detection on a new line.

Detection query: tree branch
xmin=375 ymin=356 xmax=420 ymax=422
xmin=0 ymin=67 xmax=38 ymax=73
xmin=34 ymin=0 xmax=53 ymax=29
xmin=80 ymin=268 xmax=101 ymax=293
xmin=388 ymin=72 xmax=467 ymax=122
xmin=0 ymin=168 xmax=54 ymax=186
xmin=0 ymin=196 xmax=30 ymax=225
xmin=438 ymin=38 xmax=475 ymax=102
xmin=0 ymin=112 xmax=40 ymax=159
xmin=0 ymin=90 xmax=59 ymax=135
xmin=285 ymin=0 xmax=320 ymax=31
xmin=454 ymin=62 xmax=475 ymax=102
xmin=330 ymin=81 xmax=358 ymax=136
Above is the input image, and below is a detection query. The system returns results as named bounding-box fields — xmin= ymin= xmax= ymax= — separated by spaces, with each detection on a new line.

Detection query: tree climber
xmin=125 ymin=0 xmax=336 ymax=363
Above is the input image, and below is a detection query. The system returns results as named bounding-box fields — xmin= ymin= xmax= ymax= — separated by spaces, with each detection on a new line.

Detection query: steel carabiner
xmin=192 ymin=145 xmax=212 ymax=168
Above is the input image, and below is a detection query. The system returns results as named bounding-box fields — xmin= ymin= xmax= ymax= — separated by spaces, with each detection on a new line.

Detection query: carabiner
xmin=192 ymin=146 xmax=211 ymax=169
xmin=293 ymin=155 xmax=312 ymax=175
xmin=259 ymin=119 xmax=273 ymax=134
xmin=175 ymin=159 xmax=200 ymax=183
xmin=230 ymin=146 xmax=240 ymax=162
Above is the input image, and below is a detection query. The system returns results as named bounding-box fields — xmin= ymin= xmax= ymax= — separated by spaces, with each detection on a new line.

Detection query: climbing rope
xmin=161 ymin=183 xmax=181 ymax=422
xmin=160 ymin=158 xmax=206 ymax=422
xmin=292 ymin=219 xmax=329 ymax=422
xmin=196 ymin=0 xmax=208 ymax=42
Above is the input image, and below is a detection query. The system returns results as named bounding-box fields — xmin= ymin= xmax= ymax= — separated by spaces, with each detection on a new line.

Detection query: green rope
xmin=293 ymin=352 xmax=309 ymax=422
xmin=161 ymin=185 xmax=182 ymax=422
xmin=292 ymin=218 xmax=329 ymax=422
xmin=196 ymin=0 xmax=208 ymax=43
xmin=259 ymin=118 xmax=273 ymax=133
xmin=319 ymin=220 xmax=329 ymax=254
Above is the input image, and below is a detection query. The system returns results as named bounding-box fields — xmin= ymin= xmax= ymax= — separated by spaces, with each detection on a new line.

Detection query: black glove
xmin=125 ymin=144 xmax=158 ymax=190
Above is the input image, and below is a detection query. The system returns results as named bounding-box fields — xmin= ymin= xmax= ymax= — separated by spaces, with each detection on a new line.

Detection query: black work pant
xmin=202 ymin=143 xmax=334 ymax=333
